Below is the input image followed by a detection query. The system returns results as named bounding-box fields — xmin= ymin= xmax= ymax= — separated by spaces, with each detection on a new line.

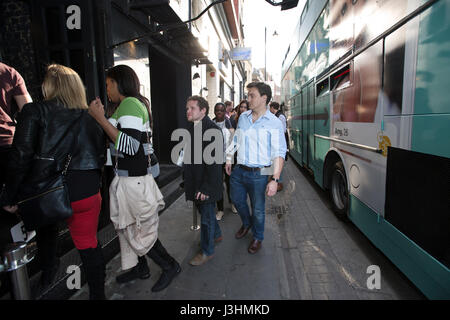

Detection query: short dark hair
xmin=224 ymin=101 xmax=233 ymax=107
xmin=187 ymin=95 xmax=209 ymax=115
xmin=214 ymin=102 xmax=226 ymax=111
xmin=246 ymin=82 xmax=272 ymax=104
xmin=270 ymin=101 xmax=280 ymax=110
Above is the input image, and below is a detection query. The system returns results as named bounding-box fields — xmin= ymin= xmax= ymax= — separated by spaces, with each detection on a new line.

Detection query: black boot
xmin=78 ymin=245 xmax=106 ymax=300
xmin=115 ymin=255 xmax=150 ymax=284
xmin=147 ymin=239 xmax=181 ymax=292
xmin=36 ymin=224 xmax=60 ymax=290
xmin=39 ymin=258 xmax=60 ymax=290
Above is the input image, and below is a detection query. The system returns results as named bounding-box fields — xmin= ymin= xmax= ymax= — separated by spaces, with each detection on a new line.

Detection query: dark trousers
xmin=35 ymin=224 xmax=59 ymax=272
xmin=216 ymin=165 xmax=231 ymax=211
xmin=0 ymin=146 xmax=21 ymax=249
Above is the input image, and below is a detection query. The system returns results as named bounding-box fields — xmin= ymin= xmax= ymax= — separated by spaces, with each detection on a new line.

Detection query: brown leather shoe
xmin=235 ymin=225 xmax=251 ymax=239
xmin=248 ymin=239 xmax=262 ymax=254
xmin=189 ymin=252 xmax=214 ymax=266
xmin=277 ymin=183 xmax=283 ymax=191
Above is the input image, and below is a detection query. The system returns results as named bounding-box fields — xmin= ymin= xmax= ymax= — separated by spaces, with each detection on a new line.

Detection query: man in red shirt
xmin=0 ymin=62 xmax=33 ymax=147
xmin=0 ymin=62 xmax=32 ymax=244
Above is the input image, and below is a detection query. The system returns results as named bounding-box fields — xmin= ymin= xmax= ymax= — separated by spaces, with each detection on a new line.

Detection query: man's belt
xmin=237 ymin=164 xmax=270 ymax=172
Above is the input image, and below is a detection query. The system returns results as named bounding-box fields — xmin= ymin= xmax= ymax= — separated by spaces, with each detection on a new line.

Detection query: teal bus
xmin=281 ymin=0 xmax=450 ymax=299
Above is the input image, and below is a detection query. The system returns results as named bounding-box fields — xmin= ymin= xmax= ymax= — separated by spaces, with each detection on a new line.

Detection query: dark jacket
xmin=212 ymin=117 xmax=232 ymax=129
xmin=1 ymin=100 xmax=106 ymax=205
xmin=183 ymin=116 xmax=223 ymax=203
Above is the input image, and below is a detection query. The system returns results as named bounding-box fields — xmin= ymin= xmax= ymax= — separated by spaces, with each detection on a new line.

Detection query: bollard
xmin=190 ymin=202 xmax=200 ymax=231
xmin=1 ymin=241 xmax=35 ymax=300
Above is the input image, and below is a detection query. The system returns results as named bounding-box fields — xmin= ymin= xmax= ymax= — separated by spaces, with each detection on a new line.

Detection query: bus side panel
xmin=412 ymin=0 xmax=450 ymax=158
xmin=349 ymin=195 xmax=450 ymax=299
xmin=411 ymin=115 xmax=450 ymax=159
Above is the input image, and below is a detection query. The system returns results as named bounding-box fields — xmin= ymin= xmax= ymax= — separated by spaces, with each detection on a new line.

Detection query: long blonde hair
xmin=42 ymin=64 xmax=88 ymax=109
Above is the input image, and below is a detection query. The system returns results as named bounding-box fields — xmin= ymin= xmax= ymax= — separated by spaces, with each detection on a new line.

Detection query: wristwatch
xmin=271 ymin=177 xmax=279 ymax=183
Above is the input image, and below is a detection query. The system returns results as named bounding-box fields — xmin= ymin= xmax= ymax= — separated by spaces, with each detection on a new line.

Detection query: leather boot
xmin=147 ymin=239 xmax=181 ymax=292
xmin=78 ymin=245 xmax=106 ymax=300
xmin=39 ymin=258 xmax=60 ymax=287
xmin=115 ymin=255 xmax=150 ymax=284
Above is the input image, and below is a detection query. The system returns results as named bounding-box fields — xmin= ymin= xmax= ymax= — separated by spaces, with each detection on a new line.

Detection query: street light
xmin=265 ymin=27 xmax=267 ymax=81
xmin=265 ymin=27 xmax=279 ymax=81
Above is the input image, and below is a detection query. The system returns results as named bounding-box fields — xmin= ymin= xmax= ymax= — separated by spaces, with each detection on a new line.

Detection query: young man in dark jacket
xmin=183 ymin=96 xmax=224 ymax=266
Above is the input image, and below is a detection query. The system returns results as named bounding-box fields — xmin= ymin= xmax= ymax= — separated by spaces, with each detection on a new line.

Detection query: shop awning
xmin=127 ymin=0 xmax=212 ymax=65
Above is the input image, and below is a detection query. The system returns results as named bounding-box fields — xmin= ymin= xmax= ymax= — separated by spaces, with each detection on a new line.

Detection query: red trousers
xmin=66 ymin=192 xmax=102 ymax=250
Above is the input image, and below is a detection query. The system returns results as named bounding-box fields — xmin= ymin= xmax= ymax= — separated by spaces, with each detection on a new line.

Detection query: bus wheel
xmin=330 ymin=161 xmax=349 ymax=220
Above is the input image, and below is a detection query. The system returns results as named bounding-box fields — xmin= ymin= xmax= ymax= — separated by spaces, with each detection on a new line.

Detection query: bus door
xmin=31 ymin=0 xmax=100 ymax=100
xmin=302 ymin=81 xmax=314 ymax=169
xmin=301 ymin=87 xmax=307 ymax=166
xmin=307 ymin=81 xmax=315 ymax=169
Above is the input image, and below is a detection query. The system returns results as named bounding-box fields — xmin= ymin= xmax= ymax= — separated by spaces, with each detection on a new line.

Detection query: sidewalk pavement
xmin=71 ymin=160 xmax=424 ymax=300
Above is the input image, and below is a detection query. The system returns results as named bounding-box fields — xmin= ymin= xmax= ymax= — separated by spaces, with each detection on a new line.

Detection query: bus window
xmin=353 ymin=41 xmax=383 ymax=122
xmin=331 ymin=64 xmax=350 ymax=91
xmin=384 ymin=24 xmax=406 ymax=116
xmin=316 ymin=78 xmax=329 ymax=97
xmin=331 ymin=64 xmax=355 ymax=122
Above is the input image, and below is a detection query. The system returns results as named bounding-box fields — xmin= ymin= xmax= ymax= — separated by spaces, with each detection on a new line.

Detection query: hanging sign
xmin=231 ymin=47 xmax=252 ymax=61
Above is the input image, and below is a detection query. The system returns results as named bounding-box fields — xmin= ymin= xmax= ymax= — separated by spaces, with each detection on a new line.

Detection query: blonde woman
xmin=1 ymin=64 xmax=106 ymax=299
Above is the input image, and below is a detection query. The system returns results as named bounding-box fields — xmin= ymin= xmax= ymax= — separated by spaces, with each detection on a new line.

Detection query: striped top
xmin=108 ymin=97 xmax=153 ymax=177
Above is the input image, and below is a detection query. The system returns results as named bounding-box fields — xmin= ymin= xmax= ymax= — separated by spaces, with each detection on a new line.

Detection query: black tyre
xmin=330 ymin=161 xmax=349 ymax=220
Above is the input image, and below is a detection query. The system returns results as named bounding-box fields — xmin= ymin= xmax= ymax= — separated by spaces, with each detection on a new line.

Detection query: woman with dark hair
xmin=235 ymin=99 xmax=249 ymax=125
xmin=1 ymin=64 xmax=106 ymax=299
xmin=88 ymin=64 xmax=180 ymax=292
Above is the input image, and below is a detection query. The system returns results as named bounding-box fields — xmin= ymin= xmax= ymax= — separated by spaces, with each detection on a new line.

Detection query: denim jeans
xmin=230 ymin=166 xmax=268 ymax=241
xmin=196 ymin=202 xmax=222 ymax=256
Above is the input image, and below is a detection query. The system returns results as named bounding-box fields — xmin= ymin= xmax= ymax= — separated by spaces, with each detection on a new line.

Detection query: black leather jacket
xmin=1 ymin=100 xmax=106 ymax=205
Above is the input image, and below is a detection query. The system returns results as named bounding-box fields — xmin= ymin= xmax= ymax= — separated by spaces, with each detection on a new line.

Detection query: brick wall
xmin=0 ymin=0 xmax=41 ymax=99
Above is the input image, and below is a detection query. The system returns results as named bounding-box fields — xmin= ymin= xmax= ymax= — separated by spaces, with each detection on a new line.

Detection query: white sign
xmin=10 ymin=221 xmax=36 ymax=243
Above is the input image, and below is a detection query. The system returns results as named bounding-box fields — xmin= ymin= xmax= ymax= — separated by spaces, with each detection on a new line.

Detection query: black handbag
xmin=17 ymin=162 xmax=72 ymax=231
xmin=16 ymin=113 xmax=84 ymax=231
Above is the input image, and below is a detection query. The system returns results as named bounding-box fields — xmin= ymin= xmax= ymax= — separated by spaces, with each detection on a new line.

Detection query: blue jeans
xmin=196 ymin=202 xmax=222 ymax=256
xmin=230 ymin=166 xmax=268 ymax=241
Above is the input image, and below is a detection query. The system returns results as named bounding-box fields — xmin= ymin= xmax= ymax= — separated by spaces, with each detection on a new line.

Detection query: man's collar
xmin=246 ymin=107 xmax=271 ymax=120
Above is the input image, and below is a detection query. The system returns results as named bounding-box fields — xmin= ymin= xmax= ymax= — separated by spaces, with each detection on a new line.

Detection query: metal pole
xmin=265 ymin=26 xmax=267 ymax=81
xmin=1 ymin=242 xmax=35 ymax=300
xmin=190 ymin=202 xmax=200 ymax=231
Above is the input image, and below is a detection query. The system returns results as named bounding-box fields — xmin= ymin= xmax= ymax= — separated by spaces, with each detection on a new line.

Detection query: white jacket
xmin=109 ymin=174 xmax=165 ymax=270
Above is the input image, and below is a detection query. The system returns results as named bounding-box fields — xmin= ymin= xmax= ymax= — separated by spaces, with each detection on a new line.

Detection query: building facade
xmin=0 ymin=0 xmax=246 ymax=299
xmin=189 ymin=0 xmax=248 ymax=117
